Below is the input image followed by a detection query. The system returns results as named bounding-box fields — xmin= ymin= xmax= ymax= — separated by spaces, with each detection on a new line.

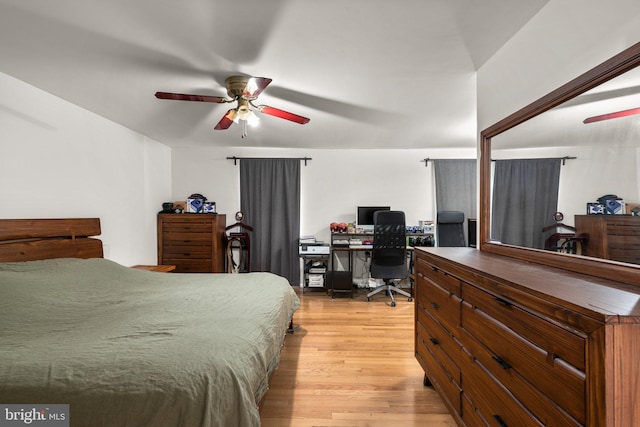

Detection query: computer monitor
xmin=356 ymin=206 xmax=391 ymax=231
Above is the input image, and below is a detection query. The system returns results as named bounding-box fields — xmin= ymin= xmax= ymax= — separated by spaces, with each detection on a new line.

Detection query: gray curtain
xmin=240 ymin=158 xmax=301 ymax=286
xmin=434 ymin=159 xmax=477 ymax=245
xmin=491 ymin=158 xmax=561 ymax=249
xmin=434 ymin=159 xmax=477 ymax=216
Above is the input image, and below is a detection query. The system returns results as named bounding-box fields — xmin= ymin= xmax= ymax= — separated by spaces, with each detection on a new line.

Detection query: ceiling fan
xmin=583 ymin=106 xmax=640 ymax=124
xmin=155 ymin=76 xmax=310 ymax=138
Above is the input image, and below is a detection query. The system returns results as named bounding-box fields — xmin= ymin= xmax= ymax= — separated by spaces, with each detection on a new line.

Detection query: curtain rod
xmin=421 ymin=158 xmax=476 ymax=168
xmin=226 ymin=156 xmax=312 ymax=166
xmin=423 ymin=156 xmax=576 ymax=167
xmin=491 ymin=156 xmax=577 ymax=165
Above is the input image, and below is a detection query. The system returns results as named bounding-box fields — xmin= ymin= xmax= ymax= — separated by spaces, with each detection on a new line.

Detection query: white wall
xmin=0 ymin=72 xmax=172 ymax=265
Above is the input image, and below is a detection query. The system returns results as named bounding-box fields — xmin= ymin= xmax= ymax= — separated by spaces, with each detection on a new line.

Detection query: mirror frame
xmin=480 ymin=41 xmax=640 ymax=286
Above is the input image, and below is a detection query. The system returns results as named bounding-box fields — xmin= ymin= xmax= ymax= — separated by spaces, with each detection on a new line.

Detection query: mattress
xmin=0 ymin=258 xmax=299 ymax=427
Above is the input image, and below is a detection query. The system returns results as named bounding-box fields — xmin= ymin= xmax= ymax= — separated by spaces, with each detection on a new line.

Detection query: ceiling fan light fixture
xmin=236 ymin=100 xmax=259 ymax=126
xmin=245 ymin=110 xmax=260 ymax=127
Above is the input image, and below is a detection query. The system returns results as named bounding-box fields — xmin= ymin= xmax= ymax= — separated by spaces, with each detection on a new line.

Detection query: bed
xmin=0 ymin=218 xmax=299 ymax=427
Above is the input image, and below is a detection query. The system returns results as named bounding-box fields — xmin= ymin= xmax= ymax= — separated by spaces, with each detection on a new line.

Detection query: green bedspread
xmin=0 ymin=258 xmax=299 ymax=427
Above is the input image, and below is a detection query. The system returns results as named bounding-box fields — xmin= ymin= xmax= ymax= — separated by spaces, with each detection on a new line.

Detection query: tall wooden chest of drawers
xmin=575 ymin=214 xmax=640 ymax=265
xmin=157 ymin=213 xmax=226 ymax=273
xmin=414 ymin=247 xmax=640 ymax=427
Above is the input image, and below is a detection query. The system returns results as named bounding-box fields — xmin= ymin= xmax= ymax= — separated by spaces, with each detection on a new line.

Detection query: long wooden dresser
xmin=414 ymin=247 xmax=640 ymax=427
xmin=157 ymin=213 xmax=226 ymax=273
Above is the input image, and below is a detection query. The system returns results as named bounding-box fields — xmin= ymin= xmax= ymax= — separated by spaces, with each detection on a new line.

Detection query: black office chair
xmin=437 ymin=211 xmax=466 ymax=247
xmin=366 ymin=210 xmax=412 ymax=307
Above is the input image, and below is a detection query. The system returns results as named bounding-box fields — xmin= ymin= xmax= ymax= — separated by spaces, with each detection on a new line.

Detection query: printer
xmin=299 ymin=242 xmax=330 ymax=255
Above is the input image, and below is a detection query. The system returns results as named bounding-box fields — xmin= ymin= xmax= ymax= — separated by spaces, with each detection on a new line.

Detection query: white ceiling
xmin=0 ymin=0 xmax=549 ymax=149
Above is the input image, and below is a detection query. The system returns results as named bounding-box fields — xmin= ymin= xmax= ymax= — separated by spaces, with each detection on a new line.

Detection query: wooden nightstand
xmin=131 ymin=264 xmax=176 ymax=273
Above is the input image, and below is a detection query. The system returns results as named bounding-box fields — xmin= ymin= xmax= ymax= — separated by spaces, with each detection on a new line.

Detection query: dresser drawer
xmin=461 ymin=393 xmax=488 ymax=427
xmin=461 ymin=282 xmax=586 ymax=371
xmin=416 ymin=271 xmax=461 ymax=334
xmin=461 ymin=301 xmax=585 ymax=424
xmin=416 ymin=306 xmax=462 ymax=385
xmin=416 ymin=257 xmax=462 ymax=294
xmin=162 ymin=219 xmax=214 ymax=233
xmin=161 ymin=244 xmax=213 ymax=258
xmin=607 ymin=245 xmax=640 ymax=264
xmin=162 ymin=233 xmax=213 ymax=246
xmin=462 ymin=355 xmax=545 ymax=427
xmin=416 ymin=332 xmax=462 ymax=414
xmin=163 ymin=259 xmax=213 ymax=273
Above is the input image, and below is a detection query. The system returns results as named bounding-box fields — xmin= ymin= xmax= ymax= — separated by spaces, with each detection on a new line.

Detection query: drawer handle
xmin=429 ymin=337 xmax=439 ymax=345
xmin=493 ymin=415 xmax=508 ymax=427
xmin=494 ymin=296 xmax=512 ymax=307
xmin=430 ymin=302 xmax=439 ymax=310
xmin=492 ymin=356 xmax=512 ymax=370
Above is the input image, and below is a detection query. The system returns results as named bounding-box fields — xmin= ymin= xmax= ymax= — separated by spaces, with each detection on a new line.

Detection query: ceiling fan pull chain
xmin=241 ymin=120 xmax=248 ymax=138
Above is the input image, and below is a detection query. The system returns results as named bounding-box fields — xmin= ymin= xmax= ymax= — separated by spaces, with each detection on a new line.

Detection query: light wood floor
xmin=260 ymin=287 xmax=456 ymax=427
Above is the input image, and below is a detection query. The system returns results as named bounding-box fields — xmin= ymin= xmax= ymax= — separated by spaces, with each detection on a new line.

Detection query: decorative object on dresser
xmin=157 ymin=213 xmax=226 ymax=272
xmin=415 ymin=247 xmax=640 ymax=426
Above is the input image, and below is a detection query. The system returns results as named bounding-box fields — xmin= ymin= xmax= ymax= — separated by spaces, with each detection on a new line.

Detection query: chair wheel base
xmin=391 ymin=301 xmax=396 ymax=307
xmin=408 ymin=297 xmax=413 ymax=302
xmin=366 ymin=297 xmax=370 ymax=302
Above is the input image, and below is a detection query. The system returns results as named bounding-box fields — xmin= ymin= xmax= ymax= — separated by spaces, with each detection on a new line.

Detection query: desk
xmin=330 ymin=232 xmax=434 ymax=295
xmin=330 ymin=232 xmax=433 ymax=262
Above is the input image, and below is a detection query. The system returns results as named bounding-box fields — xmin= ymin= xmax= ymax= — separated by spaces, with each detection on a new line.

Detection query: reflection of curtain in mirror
xmin=491 ymin=158 xmax=561 ymax=249
xmin=240 ymin=158 xmax=300 ymax=286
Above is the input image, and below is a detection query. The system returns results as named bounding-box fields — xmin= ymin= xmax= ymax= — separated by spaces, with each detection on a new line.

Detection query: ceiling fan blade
xmin=258 ymin=105 xmax=310 ymax=124
xmin=155 ymin=91 xmax=228 ymax=103
xmin=265 ymin=85 xmax=402 ymax=125
xmin=243 ymin=77 xmax=272 ymax=98
xmin=214 ymin=110 xmax=236 ymax=130
xmin=583 ymin=106 xmax=640 ymax=124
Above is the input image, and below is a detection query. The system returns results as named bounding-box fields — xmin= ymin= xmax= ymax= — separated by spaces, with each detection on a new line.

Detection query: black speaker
xmin=468 ymin=218 xmax=477 ymax=248
xmin=326 ymin=271 xmax=353 ymax=298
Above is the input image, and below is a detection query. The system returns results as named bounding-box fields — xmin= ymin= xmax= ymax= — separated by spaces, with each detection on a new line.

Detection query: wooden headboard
xmin=0 ymin=218 xmax=103 ymax=262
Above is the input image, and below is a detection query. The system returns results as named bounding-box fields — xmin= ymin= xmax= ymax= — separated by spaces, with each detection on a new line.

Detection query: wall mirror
xmin=480 ymin=42 xmax=640 ymax=286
